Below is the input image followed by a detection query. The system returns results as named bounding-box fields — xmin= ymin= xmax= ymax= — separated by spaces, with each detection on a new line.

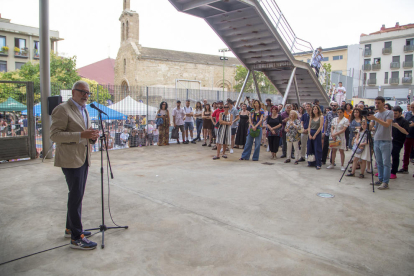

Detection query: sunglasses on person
xmin=75 ymin=89 xmax=92 ymax=96
xmin=224 ymin=106 xmax=229 ymax=109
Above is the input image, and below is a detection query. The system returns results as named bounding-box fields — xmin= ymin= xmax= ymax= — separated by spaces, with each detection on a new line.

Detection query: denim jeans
xmin=196 ymin=118 xmax=203 ymax=139
xmin=374 ymin=140 xmax=392 ymax=184
xmin=241 ymin=128 xmax=262 ymax=161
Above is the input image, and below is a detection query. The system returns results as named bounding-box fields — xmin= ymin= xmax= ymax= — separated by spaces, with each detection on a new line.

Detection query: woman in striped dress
xmin=213 ymin=103 xmax=233 ymax=160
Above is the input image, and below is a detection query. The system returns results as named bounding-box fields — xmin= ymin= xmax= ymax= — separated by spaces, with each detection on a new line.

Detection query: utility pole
xmin=219 ymin=48 xmax=230 ymax=97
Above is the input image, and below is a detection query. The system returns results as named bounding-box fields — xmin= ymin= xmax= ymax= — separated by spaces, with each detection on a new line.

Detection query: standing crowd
xmin=156 ymin=95 xmax=414 ymax=191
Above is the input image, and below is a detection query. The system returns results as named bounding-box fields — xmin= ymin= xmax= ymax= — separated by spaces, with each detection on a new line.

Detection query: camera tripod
xmin=339 ymin=123 xmax=376 ymax=192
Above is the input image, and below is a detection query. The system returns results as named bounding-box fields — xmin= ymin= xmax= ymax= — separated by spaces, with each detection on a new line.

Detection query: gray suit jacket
xmin=50 ymin=98 xmax=94 ymax=168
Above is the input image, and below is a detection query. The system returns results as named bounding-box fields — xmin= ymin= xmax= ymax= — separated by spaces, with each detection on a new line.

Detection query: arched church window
xmin=122 ymin=23 xmax=125 ymax=41
xmin=126 ymin=21 xmax=129 ymax=39
xmin=124 ymin=59 xmax=126 ymax=74
xmin=121 ymin=81 xmax=129 ymax=96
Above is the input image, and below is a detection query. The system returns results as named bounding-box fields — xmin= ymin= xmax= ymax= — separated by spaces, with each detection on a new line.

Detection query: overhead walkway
xmin=167 ymin=0 xmax=329 ymax=107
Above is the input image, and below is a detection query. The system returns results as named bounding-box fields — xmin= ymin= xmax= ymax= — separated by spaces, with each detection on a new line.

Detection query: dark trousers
xmin=196 ymin=119 xmax=203 ymax=140
xmin=345 ymin=127 xmax=350 ymax=149
xmin=391 ymin=141 xmax=404 ymax=174
xmin=62 ymin=157 xmax=89 ymax=240
xmin=322 ymin=134 xmax=330 ymax=163
xmin=402 ymin=137 xmax=414 ymax=170
xmin=308 ymin=130 xmax=323 ymax=167
xmin=268 ymin=136 xmax=280 ymax=153
xmin=314 ymin=66 xmax=320 ymax=78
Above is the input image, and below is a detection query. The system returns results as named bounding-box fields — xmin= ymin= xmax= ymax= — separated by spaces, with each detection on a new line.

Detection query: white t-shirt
xmin=336 ymin=86 xmax=346 ymax=95
xmin=146 ymin=124 xmax=154 ymax=134
xmin=183 ymin=106 xmax=193 ymax=123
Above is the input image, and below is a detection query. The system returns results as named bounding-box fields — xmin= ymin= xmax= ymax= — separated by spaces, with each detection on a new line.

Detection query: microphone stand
xmin=86 ymin=111 xmax=128 ymax=248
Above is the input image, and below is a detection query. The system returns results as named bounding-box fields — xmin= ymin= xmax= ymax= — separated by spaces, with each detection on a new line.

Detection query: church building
xmin=114 ymin=0 xmax=240 ymax=96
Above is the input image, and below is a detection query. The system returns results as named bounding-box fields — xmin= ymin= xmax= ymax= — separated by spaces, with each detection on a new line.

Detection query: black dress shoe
xmin=298 ymin=157 xmax=306 ymax=162
xmin=280 ymin=154 xmax=287 ymax=158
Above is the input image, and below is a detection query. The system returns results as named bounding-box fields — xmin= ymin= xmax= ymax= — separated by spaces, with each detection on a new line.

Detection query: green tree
xmin=0 ymin=52 xmax=81 ymax=103
xmin=234 ymin=65 xmax=279 ymax=95
xmin=81 ymin=78 xmax=113 ymax=105
xmin=322 ymin=63 xmax=332 ymax=92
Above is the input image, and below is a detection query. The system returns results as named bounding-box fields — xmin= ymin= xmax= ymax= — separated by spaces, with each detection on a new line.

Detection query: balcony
xmin=382 ymin=47 xmax=392 ymax=54
xmin=362 ymin=64 xmax=371 ymax=71
xmin=0 ymin=46 xmax=9 ymax=56
xmin=384 ymin=78 xmax=388 ymax=84
xmin=372 ymin=64 xmax=381 ymax=70
xmin=402 ymin=77 xmax=412 ymax=84
xmin=367 ymin=79 xmax=377 ymax=85
xmin=403 ymin=61 xmax=413 ymax=68
xmin=390 ymin=78 xmax=399 ymax=84
xmin=33 ymin=49 xmax=39 ymax=59
xmin=404 ymin=45 xmax=414 ymax=52
xmin=390 ymin=62 xmax=400 ymax=69
xmin=14 ymin=47 xmax=29 ymax=58
xmin=363 ymin=49 xmax=371 ymax=56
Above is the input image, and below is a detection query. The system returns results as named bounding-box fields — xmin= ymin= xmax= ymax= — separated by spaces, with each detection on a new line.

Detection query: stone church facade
xmin=114 ymin=0 xmax=240 ymax=99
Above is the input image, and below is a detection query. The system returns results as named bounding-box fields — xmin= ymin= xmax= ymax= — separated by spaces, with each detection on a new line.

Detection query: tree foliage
xmin=322 ymin=63 xmax=332 ymax=92
xmin=234 ymin=65 xmax=279 ymax=95
xmin=81 ymin=78 xmax=113 ymax=105
xmin=0 ymin=52 xmax=81 ymax=104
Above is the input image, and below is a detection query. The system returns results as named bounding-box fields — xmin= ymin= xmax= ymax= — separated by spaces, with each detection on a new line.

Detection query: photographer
xmin=368 ymin=96 xmax=394 ymax=190
xmin=401 ymin=102 xmax=414 ymax=175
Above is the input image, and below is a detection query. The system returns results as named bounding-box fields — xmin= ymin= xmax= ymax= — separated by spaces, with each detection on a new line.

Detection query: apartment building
xmin=0 ymin=14 xmax=63 ymax=72
xmin=360 ymin=22 xmax=414 ymax=100
xmin=293 ymin=45 xmax=348 ymax=75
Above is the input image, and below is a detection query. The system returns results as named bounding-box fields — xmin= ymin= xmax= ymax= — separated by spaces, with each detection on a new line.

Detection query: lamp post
xmin=219 ymin=48 xmax=230 ymax=97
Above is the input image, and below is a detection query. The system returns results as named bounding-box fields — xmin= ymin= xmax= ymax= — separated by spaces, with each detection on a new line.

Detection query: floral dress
xmin=331 ymin=117 xmax=349 ymax=150
xmin=285 ymin=119 xmax=301 ymax=142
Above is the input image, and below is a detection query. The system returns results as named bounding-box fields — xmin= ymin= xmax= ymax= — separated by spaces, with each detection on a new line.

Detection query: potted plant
xmin=14 ymin=47 xmax=20 ymax=55
xmin=1 ymin=46 xmax=8 ymax=54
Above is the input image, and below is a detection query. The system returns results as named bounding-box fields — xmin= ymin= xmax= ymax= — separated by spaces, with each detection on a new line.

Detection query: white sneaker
xmin=327 ymin=164 xmax=334 ymax=169
xmin=341 ymin=166 xmax=345 ymax=171
xmin=230 ymin=149 xmax=233 ymax=154
xmin=267 ymin=145 xmax=270 ymax=152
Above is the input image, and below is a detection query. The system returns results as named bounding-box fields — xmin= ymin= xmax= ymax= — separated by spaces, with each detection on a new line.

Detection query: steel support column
xmin=235 ymin=70 xmax=251 ymax=107
xmin=40 ymin=0 xmax=52 ymax=159
xmin=293 ymin=76 xmax=301 ymax=105
xmin=252 ymin=71 xmax=262 ymax=102
xmin=281 ymin=67 xmax=296 ymax=106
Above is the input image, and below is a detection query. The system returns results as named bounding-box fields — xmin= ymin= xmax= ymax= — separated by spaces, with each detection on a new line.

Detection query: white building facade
xmin=359 ymin=23 xmax=414 ymax=100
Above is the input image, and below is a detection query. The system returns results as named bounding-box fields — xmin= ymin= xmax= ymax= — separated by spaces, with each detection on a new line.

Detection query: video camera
xmin=361 ymin=106 xmax=375 ymax=117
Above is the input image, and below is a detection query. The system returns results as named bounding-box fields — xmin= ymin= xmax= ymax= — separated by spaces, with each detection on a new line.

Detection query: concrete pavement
xmin=0 ymin=143 xmax=413 ymax=275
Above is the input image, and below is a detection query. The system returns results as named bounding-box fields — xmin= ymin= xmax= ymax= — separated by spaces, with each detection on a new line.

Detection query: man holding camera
xmin=368 ymin=96 xmax=394 ymax=190
xmin=390 ymin=106 xmax=409 ymax=179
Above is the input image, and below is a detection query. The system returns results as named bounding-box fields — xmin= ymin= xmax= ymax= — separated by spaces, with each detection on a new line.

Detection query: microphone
xmin=90 ymin=103 xmax=108 ymax=116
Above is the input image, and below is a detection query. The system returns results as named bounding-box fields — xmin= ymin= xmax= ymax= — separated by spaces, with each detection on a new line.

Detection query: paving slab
xmin=0 ymin=144 xmax=413 ymax=276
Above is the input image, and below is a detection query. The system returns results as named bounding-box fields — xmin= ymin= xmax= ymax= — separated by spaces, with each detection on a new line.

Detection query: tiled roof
xmin=361 ymin=23 xmax=414 ymax=36
xmin=77 ymin=58 xmax=115 ymax=86
xmin=140 ymin=47 xmax=240 ymax=66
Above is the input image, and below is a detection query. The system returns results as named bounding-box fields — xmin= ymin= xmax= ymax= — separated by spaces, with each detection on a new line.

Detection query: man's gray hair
xmin=72 ymin=80 xmax=90 ymax=90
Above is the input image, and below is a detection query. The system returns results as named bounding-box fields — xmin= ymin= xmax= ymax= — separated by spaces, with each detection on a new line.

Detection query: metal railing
xmin=14 ymin=48 xmax=29 ymax=58
xmin=256 ymin=0 xmax=326 ymax=84
xmin=362 ymin=64 xmax=371 ymax=71
xmin=390 ymin=78 xmax=399 ymax=84
xmin=363 ymin=49 xmax=371 ymax=56
xmin=402 ymin=77 xmax=412 ymax=84
xmin=384 ymin=78 xmax=389 ymax=84
xmin=390 ymin=62 xmax=400 ymax=69
xmin=403 ymin=61 xmax=413 ymax=68
xmin=372 ymin=64 xmax=381 ymax=70
xmin=367 ymin=79 xmax=376 ymax=85
xmin=382 ymin=47 xmax=392 ymax=54
xmin=404 ymin=45 xmax=414 ymax=52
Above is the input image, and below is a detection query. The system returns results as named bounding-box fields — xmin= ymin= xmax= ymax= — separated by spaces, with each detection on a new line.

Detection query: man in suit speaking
xmin=50 ymin=81 xmax=99 ymax=250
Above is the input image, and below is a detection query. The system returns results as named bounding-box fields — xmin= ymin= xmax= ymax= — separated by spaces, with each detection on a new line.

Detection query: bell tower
xmin=119 ymin=0 xmax=139 ymax=45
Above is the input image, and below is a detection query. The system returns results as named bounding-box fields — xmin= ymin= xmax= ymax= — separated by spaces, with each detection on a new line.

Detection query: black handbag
xmin=171 ymin=127 xmax=179 ymax=139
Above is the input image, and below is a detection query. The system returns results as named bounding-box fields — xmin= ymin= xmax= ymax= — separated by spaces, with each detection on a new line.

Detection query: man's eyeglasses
xmin=224 ymin=106 xmax=229 ymax=109
xmin=75 ymin=89 xmax=92 ymax=96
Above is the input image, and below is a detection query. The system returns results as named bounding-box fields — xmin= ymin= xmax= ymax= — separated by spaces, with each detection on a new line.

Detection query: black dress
xmin=235 ymin=114 xmax=249 ymax=146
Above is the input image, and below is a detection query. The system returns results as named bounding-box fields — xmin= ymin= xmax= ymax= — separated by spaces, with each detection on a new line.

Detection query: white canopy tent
xmin=108 ymin=96 xmax=158 ymax=120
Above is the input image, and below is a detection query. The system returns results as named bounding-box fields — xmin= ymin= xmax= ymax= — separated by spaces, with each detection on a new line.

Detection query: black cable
xmin=0 ymin=231 xmax=99 ymax=266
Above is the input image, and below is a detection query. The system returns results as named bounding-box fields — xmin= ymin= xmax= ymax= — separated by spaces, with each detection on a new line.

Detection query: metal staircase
xmin=167 ymin=0 xmax=329 ymax=107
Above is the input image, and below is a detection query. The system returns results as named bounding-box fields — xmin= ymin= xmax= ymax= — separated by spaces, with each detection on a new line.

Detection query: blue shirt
xmin=301 ymin=113 xmax=310 ymax=130
xmin=311 ymin=50 xmax=323 ymax=68
xmin=405 ymin=111 xmax=414 ymax=138
xmin=71 ymin=98 xmax=87 ymax=128
xmin=325 ymin=111 xmax=338 ymax=136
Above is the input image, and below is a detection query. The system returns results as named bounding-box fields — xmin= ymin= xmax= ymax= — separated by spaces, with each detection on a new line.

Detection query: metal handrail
xmin=256 ymin=0 xmax=326 ymax=84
